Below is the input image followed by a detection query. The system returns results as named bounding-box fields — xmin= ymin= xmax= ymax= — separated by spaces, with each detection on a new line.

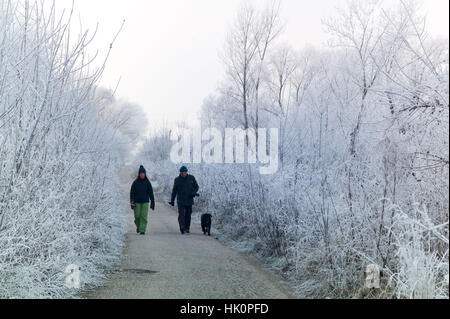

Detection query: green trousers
xmin=134 ymin=202 xmax=149 ymax=233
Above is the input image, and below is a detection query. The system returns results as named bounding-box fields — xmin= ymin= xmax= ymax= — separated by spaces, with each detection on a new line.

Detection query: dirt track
xmin=82 ymin=166 xmax=295 ymax=299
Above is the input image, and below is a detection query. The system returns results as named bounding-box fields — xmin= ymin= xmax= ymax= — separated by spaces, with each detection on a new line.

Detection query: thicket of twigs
xmin=0 ymin=1 xmax=140 ymax=298
xmin=140 ymin=0 xmax=449 ymax=298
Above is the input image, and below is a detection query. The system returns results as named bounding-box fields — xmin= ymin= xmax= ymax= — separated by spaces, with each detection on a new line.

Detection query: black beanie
xmin=138 ymin=165 xmax=146 ymax=175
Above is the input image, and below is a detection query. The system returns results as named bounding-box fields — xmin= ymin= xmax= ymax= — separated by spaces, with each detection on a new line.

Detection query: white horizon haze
xmin=55 ymin=0 xmax=450 ymax=137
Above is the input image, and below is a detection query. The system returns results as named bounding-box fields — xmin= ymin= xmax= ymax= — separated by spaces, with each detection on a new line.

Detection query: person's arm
xmin=130 ymin=181 xmax=136 ymax=210
xmin=148 ymin=180 xmax=155 ymax=210
xmin=130 ymin=181 xmax=135 ymax=202
xmin=192 ymin=176 xmax=199 ymax=195
xmin=147 ymin=180 xmax=155 ymax=202
xmin=169 ymin=178 xmax=177 ymax=205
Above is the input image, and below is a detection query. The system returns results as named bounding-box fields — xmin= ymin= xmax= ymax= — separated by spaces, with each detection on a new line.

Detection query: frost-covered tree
xmin=0 ymin=0 xmax=144 ymax=298
xmin=139 ymin=0 xmax=448 ymax=299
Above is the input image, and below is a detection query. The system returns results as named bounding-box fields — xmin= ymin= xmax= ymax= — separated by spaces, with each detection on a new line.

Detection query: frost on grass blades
xmin=170 ymin=128 xmax=279 ymax=174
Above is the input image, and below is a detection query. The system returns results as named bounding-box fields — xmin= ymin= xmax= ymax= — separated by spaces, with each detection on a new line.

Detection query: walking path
xmin=82 ymin=166 xmax=295 ymax=299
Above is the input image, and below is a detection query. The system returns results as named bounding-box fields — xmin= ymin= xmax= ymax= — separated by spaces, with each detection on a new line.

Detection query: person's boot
xmin=185 ymin=230 xmax=190 ymax=234
xmin=180 ymin=230 xmax=185 ymax=234
xmin=140 ymin=232 xmax=145 ymax=235
xmin=136 ymin=227 xmax=139 ymax=234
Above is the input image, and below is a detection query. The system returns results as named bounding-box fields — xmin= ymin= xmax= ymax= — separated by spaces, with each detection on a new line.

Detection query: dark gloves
xmin=130 ymin=201 xmax=136 ymax=210
xmin=168 ymin=201 xmax=175 ymax=206
xmin=190 ymin=193 xmax=200 ymax=198
xmin=150 ymin=201 xmax=155 ymax=210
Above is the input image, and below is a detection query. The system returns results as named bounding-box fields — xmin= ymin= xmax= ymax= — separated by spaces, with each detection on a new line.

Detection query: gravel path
xmin=82 ymin=166 xmax=295 ymax=299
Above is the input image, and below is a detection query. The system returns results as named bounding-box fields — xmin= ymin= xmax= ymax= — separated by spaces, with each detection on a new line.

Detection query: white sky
xmin=57 ymin=0 xmax=449 ymax=134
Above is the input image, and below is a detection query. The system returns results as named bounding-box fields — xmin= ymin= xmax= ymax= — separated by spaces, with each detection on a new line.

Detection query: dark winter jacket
xmin=171 ymin=174 xmax=199 ymax=206
xmin=130 ymin=178 xmax=155 ymax=204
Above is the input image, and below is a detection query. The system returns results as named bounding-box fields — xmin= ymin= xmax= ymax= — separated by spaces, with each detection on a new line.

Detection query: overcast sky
xmin=58 ymin=0 xmax=449 ymax=134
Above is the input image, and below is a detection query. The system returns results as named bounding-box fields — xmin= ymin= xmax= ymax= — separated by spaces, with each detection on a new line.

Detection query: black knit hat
xmin=138 ymin=165 xmax=146 ymax=175
xmin=180 ymin=166 xmax=188 ymax=173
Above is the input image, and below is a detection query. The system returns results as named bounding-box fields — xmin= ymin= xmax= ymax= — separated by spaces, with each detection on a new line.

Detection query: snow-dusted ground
xmin=81 ymin=165 xmax=295 ymax=299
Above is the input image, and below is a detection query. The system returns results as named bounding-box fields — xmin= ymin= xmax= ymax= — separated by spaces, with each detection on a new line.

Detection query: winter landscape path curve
xmin=81 ymin=165 xmax=295 ymax=299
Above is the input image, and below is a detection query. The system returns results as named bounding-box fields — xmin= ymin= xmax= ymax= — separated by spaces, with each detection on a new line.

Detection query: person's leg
xmin=184 ymin=206 xmax=192 ymax=232
xmin=139 ymin=202 xmax=149 ymax=233
xmin=178 ymin=205 xmax=185 ymax=233
xmin=134 ymin=203 xmax=141 ymax=232
xmin=201 ymin=214 xmax=206 ymax=234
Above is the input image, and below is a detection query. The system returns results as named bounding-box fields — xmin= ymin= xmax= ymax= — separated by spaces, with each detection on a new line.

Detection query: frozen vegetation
xmin=0 ymin=0 xmax=448 ymax=299
xmin=138 ymin=0 xmax=449 ymax=298
xmin=0 ymin=0 xmax=146 ymax=297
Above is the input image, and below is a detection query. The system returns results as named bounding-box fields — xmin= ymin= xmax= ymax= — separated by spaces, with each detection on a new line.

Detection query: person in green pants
xmin=130 ymin=165 xmax=155 ymax=235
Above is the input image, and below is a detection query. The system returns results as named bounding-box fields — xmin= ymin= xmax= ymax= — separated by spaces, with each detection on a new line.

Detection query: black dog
xmin=201 ymin=214 xmax=212 ymax=236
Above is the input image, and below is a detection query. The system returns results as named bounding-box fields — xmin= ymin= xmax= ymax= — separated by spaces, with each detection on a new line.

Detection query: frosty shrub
xmin=138 ymin=0 xmax=448 ymax=298
xmin=0 ymin=0 xmax=135 ymax=298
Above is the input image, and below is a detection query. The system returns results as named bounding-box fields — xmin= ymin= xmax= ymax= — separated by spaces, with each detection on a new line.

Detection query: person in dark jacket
xmin=169 ymin=166 xmax=199 ymax=234
xmin=130 ymin=165 xmax=155 ymax=235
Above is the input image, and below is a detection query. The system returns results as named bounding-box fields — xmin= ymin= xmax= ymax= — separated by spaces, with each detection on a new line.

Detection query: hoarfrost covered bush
xmin=0 ymin=1 xmax=139 ymax=298
xmin=139 ymin=0 xmax=448 ymax=298
xmin=389 ymin=205 xmax=449 ymax=299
